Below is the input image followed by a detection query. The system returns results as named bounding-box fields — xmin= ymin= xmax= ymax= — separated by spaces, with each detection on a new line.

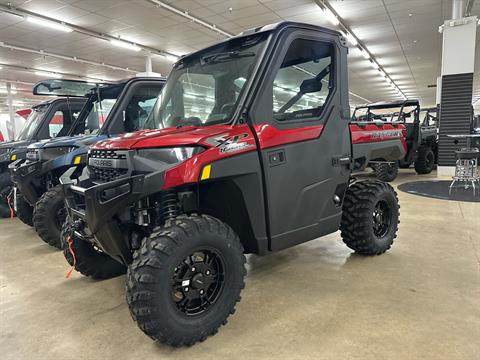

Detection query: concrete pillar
xmin=145 ymin=54 xmax=153 ymax=73
xmin=6 ymin=82 xmax=15 ymax=139
xmin=437 ymin=8 xmax=478 ymax=176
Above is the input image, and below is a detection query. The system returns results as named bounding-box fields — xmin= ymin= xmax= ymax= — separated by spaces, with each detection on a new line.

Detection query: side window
xmin=48 ymin=111 xmax=64 ymax=137
xmin=272 ymin=39 xmax=334 ymax=122
xmin=124 ymin=84 xmax=164 ymax=132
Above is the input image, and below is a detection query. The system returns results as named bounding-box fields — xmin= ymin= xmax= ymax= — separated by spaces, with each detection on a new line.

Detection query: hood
xmin=94 ymin=126 xmax=234 ymax=150
xmin=0 ymin=139 xmax=32 ymax=151
xmin=28 ymin=134 xmax=107 ymax=150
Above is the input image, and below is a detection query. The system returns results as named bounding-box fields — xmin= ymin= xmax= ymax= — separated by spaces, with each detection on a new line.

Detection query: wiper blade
xmin=201 ymin=51 xmax=255 ymax=65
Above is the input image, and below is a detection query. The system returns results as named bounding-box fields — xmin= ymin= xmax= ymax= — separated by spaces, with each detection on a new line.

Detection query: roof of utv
xmin=176 ymin=21 xmax=343 ymax=63
xmin=355 ymin=99 xmax=420 ymax=110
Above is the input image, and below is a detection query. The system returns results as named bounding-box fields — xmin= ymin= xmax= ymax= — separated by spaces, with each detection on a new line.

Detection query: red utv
xmin=61 ymin=22 xmax=400 ymax=346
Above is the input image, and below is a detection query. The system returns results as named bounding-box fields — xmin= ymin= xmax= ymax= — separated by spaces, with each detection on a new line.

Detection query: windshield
xmin=15 ymin=105 xmax=48 ymax=141
xmin=69 ymin=85 xmax=122 ymax=136
xmin=352 ymin=105 xmax=417 ymax=123
xmin=144 ymin=34 xmax=267 ymax=129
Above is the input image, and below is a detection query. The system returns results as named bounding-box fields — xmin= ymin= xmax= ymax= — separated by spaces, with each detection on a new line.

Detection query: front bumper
xmin=9 ymin=159 xmax=43 ymax=205
xmin=62 ymin=167 xmax=165 ymax=265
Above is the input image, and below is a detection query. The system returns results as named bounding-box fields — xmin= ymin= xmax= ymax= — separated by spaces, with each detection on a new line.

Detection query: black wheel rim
xmin=372 ymin=200 xmax=392 ymax=238
xmin=55 ymin=206 xmax=67 ymax=230
xmin=171 ymin=249 xmax=225 ymax=316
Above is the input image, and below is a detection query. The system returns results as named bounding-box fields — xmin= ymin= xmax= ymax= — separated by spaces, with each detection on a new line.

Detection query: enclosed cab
xmin=62 ymin=22 xmax=400 ymax=346
xmin=0 ymin=96 xmax=86 ymax=218
xmin=10 ymin=77 xmax=165 ymax=247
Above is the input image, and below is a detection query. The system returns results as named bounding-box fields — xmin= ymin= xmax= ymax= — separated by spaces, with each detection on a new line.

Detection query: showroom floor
xmin=0 ymin=170 xmax=478 ymax=360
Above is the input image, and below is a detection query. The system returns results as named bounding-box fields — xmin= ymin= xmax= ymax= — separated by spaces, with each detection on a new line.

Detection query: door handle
xmin=268 ymin=149 xmax=286 ymax=166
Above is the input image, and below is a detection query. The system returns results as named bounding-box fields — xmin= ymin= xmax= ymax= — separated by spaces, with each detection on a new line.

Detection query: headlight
xmin=136 ymin=147 xmax=204 ymax=165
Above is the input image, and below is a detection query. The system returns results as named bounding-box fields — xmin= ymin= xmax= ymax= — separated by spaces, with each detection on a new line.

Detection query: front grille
xmin=89 ymin=149 xmax=127 ymax=160
xmin=26 ymin=149 xmax=39 ymax=162
xmin=91 ymin=167 xmax=128 ymax=182
xmin=89 ymin=149 xmax=129 ymax=183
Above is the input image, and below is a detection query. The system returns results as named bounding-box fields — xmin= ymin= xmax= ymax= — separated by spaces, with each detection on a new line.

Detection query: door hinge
xmin=332 ymin=156 xmax=352 ymax=168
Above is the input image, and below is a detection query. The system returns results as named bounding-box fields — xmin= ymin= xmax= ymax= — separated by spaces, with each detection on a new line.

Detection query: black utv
xmin=0 ymin=96 xmax=86 ymax=219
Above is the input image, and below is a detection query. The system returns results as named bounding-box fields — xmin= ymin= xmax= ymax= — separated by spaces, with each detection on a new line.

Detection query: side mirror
xmin=300 ymin=78 xmax=322 ymax=94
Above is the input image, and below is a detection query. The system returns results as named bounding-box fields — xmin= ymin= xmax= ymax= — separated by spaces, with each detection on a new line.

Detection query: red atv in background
xmin=61 ymin=22 xmax=400 ymax=346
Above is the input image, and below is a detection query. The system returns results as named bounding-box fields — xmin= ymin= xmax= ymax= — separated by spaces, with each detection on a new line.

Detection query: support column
xmin=437 ymin=0 xmax=478 ymax=176
xmin=6 ymin=82 xmax=15 ymax=140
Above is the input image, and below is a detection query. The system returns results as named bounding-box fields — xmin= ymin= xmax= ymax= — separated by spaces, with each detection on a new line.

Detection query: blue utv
xmin=9 ymin=77 xmax=165 ymax=249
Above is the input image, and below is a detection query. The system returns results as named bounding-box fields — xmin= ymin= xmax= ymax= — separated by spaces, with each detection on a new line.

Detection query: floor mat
xmin=397 ymin=180 xmax=480 ymax=202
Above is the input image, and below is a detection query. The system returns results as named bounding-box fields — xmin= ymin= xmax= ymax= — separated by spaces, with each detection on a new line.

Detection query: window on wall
xmin=272 ymin=38 xmax=334 ymax=122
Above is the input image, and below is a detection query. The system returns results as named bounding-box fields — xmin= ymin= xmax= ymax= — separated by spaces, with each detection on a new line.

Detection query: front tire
xmin=62 ymin=221 xmax=127 ymax=280
xmin=0 ymin=172 xmax=12 ymax=218
xmin=340 ymin=180 xmax=399 ymax=255
xmin=372 ymin=162 xmax=399 ymax=182
xmin=414 ymin=146 xmax=435 ymax=174
xmin=15 ymin=191 xmax=33 ymax=226
xmin=33 ymin=185 xmax=66 ymax=249
xmin=126 ymin=214 xmax=246 ymax=347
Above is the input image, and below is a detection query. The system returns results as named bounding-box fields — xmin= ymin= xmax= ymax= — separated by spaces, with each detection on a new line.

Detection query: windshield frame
xmin=68 ymin=83 xmax=125 ymax=136
xmin=143 ymin=32 xmax=271 ymax=130
xmin=15 ymin=104 xmax=49 ymax=141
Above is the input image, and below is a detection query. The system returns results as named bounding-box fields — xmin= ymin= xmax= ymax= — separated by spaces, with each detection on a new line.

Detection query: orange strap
xmin=65 ymin=236 xmax=77 ymax=279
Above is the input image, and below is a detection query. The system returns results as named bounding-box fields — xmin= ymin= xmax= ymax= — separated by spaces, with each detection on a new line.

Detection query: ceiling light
xmin=322 ymin=8 xmax=339 ymax=26
xmin=110 ymin=39 xmax=141 ymax=52
xmin=344 ymin=32 xmax=358 ymax=46
xmin=360 ymin=49 xmax=370 ymax=60
xmin=161 ymin=53 xmax=178 ymax=62
xmin=26 ymin=16 xmax=73 ymax=32
xmin=0 ymin=66 xmax=3 ymax=70
xmin=34 ymin=71 xmax=62 ymax=78
xmin=370 ymin=61 xmax=379 ymax=70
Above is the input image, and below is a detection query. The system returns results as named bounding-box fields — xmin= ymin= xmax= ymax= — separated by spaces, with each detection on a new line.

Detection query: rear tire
xmin=61 ymin=220 xmax=127 ymax=280
xmin=15 ymin=191 xmax=33 ymax=226
xmin=414 ymin=146 xmax=435 ymax=174
xmin=372 ymin=162 xmax=398 ymax=182
xmin=340 ymin=180 xmax=399 ymax=255
xmin=126 ymin=214 xmax=246 ymax=347
xmin=33 ymin=185 xmax=66 ymax=249
xmin=0 ymin=172 xmax=12 ymax=218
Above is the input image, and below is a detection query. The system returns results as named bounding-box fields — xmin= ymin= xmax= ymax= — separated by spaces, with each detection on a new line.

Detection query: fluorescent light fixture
xmin=370 ymin=61 xmax=379 ymax=70
xmin=0 ymin=66 xmax=3 ymax=70
xmin=343 ymin=32 xmax=358 ymax=46
xmin=110 ymin=39 xmax=141 ymax=52
xmin=26 ymin=16 xmax=73 ymax=32
xmin=322 ymin=8 xmax=339 ymax=26
xmin=34 ymin=70 xmax=63 ymax=78
xmin=360 ymin=49 xmax=370 ymax=60
xmin=161 ymin=53 xmax=179 ymax=62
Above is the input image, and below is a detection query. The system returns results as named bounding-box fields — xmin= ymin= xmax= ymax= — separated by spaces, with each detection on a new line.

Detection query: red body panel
xmin=253 ymin=124 xmax=324 ymax=149
xmin=349 ymin=122 xmax=407 ymax=153
xmin=91 ymin=121 xmax=407 ymax=189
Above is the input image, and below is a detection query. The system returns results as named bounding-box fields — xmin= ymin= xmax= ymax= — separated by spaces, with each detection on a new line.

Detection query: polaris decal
xmin=206 ymin=133 xmax=254 ymax=153
xmin=369 ymin=130 xmax=403 ymax=138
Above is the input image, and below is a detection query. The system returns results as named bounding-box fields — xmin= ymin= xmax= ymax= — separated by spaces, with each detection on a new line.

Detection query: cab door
xmin=249 ymin=30 xmax=351 ymax=251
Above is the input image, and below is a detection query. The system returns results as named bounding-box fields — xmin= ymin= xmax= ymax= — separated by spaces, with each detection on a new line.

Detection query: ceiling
xmin=0 ymin=0 xmax=479 ymax=113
